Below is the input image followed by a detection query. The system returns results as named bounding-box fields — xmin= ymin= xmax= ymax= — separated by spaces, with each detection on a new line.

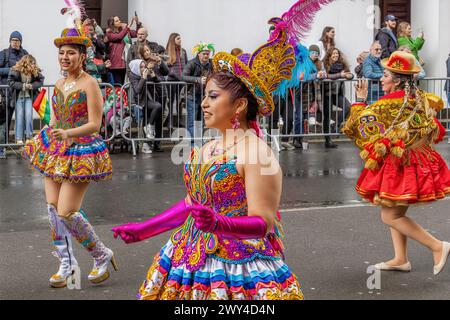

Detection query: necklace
xmin=63 ymin=70 xmax=84 ymax=92
xmin=209 ymin=135 xmax=247 ymax=158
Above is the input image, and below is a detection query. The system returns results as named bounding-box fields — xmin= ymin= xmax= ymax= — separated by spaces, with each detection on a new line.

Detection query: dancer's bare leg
xmin=44 ymin=177 xmax=62 ymax=207
xmin=57 ymin=182 xmax=89 ymax=218
xmin=384 ymin=227 xmax=409 ymax=266
xmin=381 ymin=206 xmax=444 ymax=265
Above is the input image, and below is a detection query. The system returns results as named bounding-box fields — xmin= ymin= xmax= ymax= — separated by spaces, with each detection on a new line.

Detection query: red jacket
xmin=106 ymin=27 xmax=138 ymax=69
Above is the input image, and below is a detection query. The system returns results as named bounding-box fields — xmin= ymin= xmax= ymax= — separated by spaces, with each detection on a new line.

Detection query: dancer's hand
xmin=111 ymin=223 xmax=142 ymax=244
xmin=187 ymin=205 xmax=217 ymax=233
xmin=51 ymin=129 xmax=69 ymax=141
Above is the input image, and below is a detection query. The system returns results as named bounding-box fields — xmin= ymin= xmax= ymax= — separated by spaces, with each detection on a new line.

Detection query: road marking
xmin=280 ymin=197 xmax=450 ymax=213
xmin=280 ymin=203 xmax=368 ymax=212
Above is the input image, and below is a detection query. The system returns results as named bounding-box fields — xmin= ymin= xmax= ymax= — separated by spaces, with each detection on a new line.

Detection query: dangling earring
xmin=231 ymin=112 xmax=240 ymax=130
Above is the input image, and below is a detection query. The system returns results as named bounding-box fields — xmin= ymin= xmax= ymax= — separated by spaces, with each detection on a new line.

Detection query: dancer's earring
xmin=231 ymin=112 xmax=240 ymax=130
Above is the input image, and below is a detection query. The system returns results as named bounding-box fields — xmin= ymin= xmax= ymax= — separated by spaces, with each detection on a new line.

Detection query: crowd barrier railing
xmin=116 ymin=78 xmax=450 ymax=155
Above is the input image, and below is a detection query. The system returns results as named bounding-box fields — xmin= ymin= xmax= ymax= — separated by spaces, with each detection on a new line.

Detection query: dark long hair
xmin=323 ymin=47 xmax=350 ymax=73
xmin=106 ymin=16 xmax=122 ymax=33
xmin=166 ymin=33 xmax=181 ymax=66
xmin=206 ymin=71 xmax=258 ymax=121
xmin=319 ymin=26 xmax=336 ymax=48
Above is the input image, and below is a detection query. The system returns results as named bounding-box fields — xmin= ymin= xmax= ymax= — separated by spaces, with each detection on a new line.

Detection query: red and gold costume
xmin=343 ymin=89 xmax=450 ymax=207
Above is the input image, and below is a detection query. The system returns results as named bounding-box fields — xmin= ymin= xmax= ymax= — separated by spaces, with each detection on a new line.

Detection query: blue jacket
xmin=363 ymin=55 xmax=383 ymax=79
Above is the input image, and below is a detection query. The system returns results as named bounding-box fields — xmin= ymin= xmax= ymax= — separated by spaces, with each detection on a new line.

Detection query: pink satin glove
xmin=187 ymin=205 xmax=267 ymax=240
xmin=112 ymin=200 xmax=188 ymax=244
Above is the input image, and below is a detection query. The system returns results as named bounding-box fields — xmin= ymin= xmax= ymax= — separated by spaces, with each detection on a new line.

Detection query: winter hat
xmin=309 ymin=44 xmax=320 ymax=55
xmin=10 ymin=31 xmax=23 ymax=42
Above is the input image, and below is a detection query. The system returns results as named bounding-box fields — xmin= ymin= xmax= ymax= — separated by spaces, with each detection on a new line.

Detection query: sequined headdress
xmin=54 ymin=0 xmax=92 ymax=48
xmin=212 ymin=29 xmax=296 ymax=117
xmin=212 ymin=0 xmax=335 ymax=116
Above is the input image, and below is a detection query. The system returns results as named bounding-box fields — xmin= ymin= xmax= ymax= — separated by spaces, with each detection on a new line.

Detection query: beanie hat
xmin=309 ymin=44 xmax=320 ymax=54
xmin=10 ymin=31 xmax=23 ymax=42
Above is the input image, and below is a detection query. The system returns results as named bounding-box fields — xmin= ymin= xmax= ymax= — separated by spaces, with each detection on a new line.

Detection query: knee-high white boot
xmin=61 ymin=211 xmax=118 ymax=284
xmin=48 ymin=204 xmax=79 ymax=288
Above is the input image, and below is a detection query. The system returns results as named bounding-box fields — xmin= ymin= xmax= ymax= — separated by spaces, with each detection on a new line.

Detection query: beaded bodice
xmin=170 ymin=146 xmax=284 ymax=271
xmin=53 ymin=87 xmax=89 ymax=130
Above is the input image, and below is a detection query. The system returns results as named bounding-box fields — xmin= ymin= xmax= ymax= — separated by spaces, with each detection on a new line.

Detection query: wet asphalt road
xmin=1 ymin=141 xmax=450 ymax=300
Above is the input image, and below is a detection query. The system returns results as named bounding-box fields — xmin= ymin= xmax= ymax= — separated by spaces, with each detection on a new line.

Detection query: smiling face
xmin=58 ymin=45 xmax=85 ymax=74
xmin=327 ymin=28 xmax=336 ymax=40
xmin=371 ymin=42 xmax=382 ymax=58
xmin=331 ymin=49 xmax=340 ymax=63
xmin=202 ymin=79 xmax=246 ymax=131
xmin=381 ymin=70 xmax=400 ymax=94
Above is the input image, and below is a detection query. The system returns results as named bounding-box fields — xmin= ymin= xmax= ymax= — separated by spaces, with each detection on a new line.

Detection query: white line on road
xmin=279 ymin=197 xmax=450 ymax=213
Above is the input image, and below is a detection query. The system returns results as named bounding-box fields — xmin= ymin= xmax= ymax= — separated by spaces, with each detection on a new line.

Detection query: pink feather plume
xmin=276 ymin=0 xmax=335 ymax=42
xmin=63 ymin=0 xmax=86 ymax=19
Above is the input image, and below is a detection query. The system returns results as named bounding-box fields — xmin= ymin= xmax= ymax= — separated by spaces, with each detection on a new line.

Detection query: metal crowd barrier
xmin=113 ymin=78 xmax=450 ymax=156
xmin=118 ymin=81 xmax=219 ymax=156
xmin=265 ymin=77 xmax=450 ymax=144
xmin=0 ymin=82 xmax=116 ymax=152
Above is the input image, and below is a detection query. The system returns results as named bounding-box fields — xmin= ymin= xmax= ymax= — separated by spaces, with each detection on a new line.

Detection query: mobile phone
xmin=135 ymin=11 xmax=138 ymax=17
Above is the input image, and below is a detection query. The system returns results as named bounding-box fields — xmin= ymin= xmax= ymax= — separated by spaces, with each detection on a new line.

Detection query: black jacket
xmin=182 ymin=56 xmax=213 ymax=96
xmin=375 ymin=28 xmax=398 ymax=60
xmin=126 ymin=40 xmax=166 ymax=75
xmin=0 ymin=47 xmax=29 ymax=85
xmin=7 ymin=70 xmax=44 ymax=103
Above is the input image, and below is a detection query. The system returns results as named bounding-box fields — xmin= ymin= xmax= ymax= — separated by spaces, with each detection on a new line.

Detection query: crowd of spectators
xmin=1 ymin=12 xmax=448 ymax=157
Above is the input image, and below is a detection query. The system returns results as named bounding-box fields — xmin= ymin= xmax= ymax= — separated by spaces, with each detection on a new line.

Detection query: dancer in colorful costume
xmin=23 ymin=1 xmax=117 ymax=288
xmin=342 ymin=51 xmax=450 ymax=274
xmin=111 ymin=8 xmax=314 ymax=299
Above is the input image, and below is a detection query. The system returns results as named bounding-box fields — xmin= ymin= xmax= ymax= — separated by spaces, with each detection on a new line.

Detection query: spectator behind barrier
xmin=292 ymin=45 xmax=327 ymax=149
xmin=166 ymin=33 xmax=188 ymax=128
xmin=129 ymin=59 xmax=163 ymax=153
xmin=182 ymin=42 xmax=214 ymax=141
xmin=375 ymin=15 xmax=398 ymax=59
xmin=126 ymin=27 xmax=166 ymax=77
xmin=0 ymin=31 xmax=29 ymax=159
xmin=322 ymin=47 xmax=353 ymax=148
xmin=397 ymin=22 xmax=425 ymax=65
xmin=8 ymin=55 xmax=44 ymax=144
xmin=139 ymin=44 xmax=170 ymax=131
xmin=106 ymin=15 xmax=141 ymax=85
xmin=355 ymin=51 xmax=369 ymax=79
xmin=398 ymin=46 xmax=426 ymax=80
xmin=363 ymin=41 xmax=383 ymax=104
xmin=316 ymin=26 xmax=336 ymax=61
xmin=83 ymin=20 xmax=110 ymax=82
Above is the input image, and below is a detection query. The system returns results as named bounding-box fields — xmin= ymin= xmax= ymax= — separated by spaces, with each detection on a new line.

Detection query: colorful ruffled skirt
xmin=23 ymin=127 xmax=113 ymax=183
xmin=356 ymin=145 xmax=450 ymax=207
xmin=138 ymin=240 xmax=304 ymax=300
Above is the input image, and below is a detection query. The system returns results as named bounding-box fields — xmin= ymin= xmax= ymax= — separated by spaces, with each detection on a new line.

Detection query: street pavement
xmin=1 ymin=141 xmax=450 ymax=300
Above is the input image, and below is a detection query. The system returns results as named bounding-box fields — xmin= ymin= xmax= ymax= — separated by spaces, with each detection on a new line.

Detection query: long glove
xmin=187 ymin=205 xmax=267 ymax=240
xmin=112 ymin=200 xmax=188 ymax=244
